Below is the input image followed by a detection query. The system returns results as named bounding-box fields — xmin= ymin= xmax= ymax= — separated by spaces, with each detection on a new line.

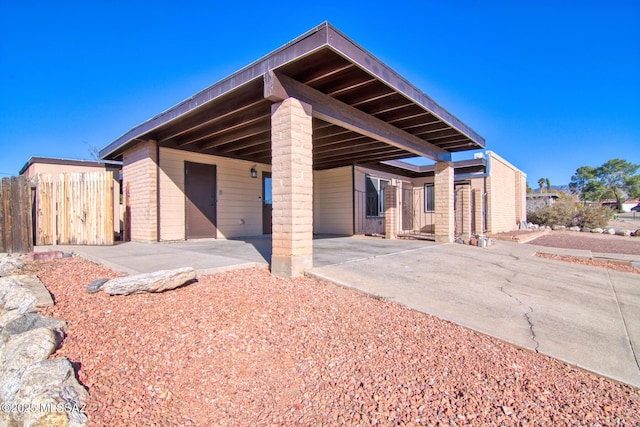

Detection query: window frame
xmin=365 ymin=175 xmax=391 ymax=217
xmin=424 ymin=183 xmax=435 ymax=213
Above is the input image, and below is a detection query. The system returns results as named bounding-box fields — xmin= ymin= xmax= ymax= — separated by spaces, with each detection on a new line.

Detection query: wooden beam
xmin=264 ymin=72 xmax=451 ymax=162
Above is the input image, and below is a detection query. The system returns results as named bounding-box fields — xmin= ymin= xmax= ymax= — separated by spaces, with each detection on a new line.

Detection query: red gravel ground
xmin=536 ymin=253 xmax=640 ymax=275
xmin=528 ymin=231 xmax=640 ymax=255
xmin=28 ymin=258 xmax=640 ymax=426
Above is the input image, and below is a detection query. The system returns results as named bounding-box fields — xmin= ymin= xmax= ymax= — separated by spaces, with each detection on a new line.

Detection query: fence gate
xmin=35 ymin=172 xmax=114 ymax=245
xmin=0 ymin=176 xmax=33 ymax=254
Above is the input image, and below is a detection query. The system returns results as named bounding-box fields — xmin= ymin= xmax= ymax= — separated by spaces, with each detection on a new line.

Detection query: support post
xmin=434 ymin=161 xmax=454 ymax=243
xmin=473 ymin=189 xmax=484 ymax=235
xmin=384 ymin=185 xmax=398 ymax=239
xmin=122 ymin=139 xmax=158 ymax=242
xmin=271 ymin=98 xmax=313 ymax=277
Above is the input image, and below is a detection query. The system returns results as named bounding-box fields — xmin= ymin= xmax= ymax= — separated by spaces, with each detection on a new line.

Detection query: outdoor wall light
xmin=250 ymin=166 xmax=258 ymax=178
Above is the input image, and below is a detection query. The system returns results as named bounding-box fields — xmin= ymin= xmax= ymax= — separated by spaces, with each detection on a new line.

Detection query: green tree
xmin=545 ymin=178 xmax=551 ymax=192
xmin=569 ymin=159 xmax=640 ymax=210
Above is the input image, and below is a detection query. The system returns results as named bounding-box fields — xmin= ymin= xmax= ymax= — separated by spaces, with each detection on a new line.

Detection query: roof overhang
xmin=100 ymin=22 xmax=485 ymax=169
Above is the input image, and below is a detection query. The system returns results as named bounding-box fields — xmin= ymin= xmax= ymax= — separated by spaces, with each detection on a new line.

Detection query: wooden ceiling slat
xmin=175 ymin=109 xmax=270 ymax=147
xmin=155 ymin=80 xmax=266 ymax=143
xmin=197 ymin=123 xmax=270 ymax=150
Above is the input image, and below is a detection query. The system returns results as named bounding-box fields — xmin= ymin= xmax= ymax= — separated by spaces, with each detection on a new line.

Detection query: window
xmin=424 ymin=184 xmax=435 ymax=212
xmin=366 ymin=176 xmax=390 ymax=217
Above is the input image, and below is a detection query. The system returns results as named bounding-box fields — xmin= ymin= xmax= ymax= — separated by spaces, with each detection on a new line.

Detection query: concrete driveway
xmin=37 ymin=236 xmax=640 ymax=388
xmin=309 ymin=238 xmax=640 ymax=389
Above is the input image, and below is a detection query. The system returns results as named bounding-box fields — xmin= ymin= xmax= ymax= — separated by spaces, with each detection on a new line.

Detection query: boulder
xmin=101 ymin=267 xmax=197 ymax=296
xmin=1 ymin=313 xmax=67 ymax=342
xmin=581 ymin=227 xmax=591 ymax=233
xmin=86 ymin=278 xmax=109 ymax=294
xmin=551 ymin=225 xmax=566 ymax=230
xmin=615 ymin=229 xmax=632 ymax=237
xmin=6 ymin=275 xmax=54 ymax=308
xmin=0 ymin=255 xmax=24 ymax=277
xmin=590 ymin=227 xmax=603 ymax=233
xmin=10 ymin=358 xmax=88 ymax=424
xmin=605 ymin=228 xmax=615 ymax=235
xmin=0 ymin=276 xmax=37 ymax=314
xmin=568 ymin=226 xmax=581 ymax=232
xmin=0 ymin=327 xmax=58 ymax=403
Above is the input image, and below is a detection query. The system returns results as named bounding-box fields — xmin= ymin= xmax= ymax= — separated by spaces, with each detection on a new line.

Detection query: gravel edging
xmin=27 ymin=257 xmax=640 ymax=426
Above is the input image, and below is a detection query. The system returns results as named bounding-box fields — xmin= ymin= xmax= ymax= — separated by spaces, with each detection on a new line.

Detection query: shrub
xmin=576 ymin=205 xmax=614 ymax=229
xmin=528 ymin=193 xmax=614 ymax=229
xmin=528 ymin=194 xmax=579 ymax=227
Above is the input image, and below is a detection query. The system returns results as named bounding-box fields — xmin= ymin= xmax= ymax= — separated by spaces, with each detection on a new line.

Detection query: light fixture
xmin=250 ymin=166 xmax=257 ymax=178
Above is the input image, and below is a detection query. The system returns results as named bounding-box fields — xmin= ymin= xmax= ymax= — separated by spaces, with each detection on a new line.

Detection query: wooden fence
xmin=35 ymin=172 xmax=114 ymax=245
xmin=0 ymin=176 xmax=33 ymax=254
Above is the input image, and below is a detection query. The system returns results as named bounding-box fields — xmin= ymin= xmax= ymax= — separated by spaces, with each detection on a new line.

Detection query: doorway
xmin=185 ymin=161 xmax=217 ymax=239
xmin=262 ymin=172 xmax=272 ymax=234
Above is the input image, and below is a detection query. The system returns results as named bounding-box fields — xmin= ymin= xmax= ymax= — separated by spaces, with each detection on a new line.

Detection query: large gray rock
xmin=101 ymin=267 xmax=197 ymax=295
xmin=0 ymin=327 xmax=58 ymax=380
xmin=615 ymin=229 xmax=632 ymax=237
xmin=0 ymin=276 xmax=37 ymax=314
xmin=86 ymin=278 xmax=109 ymax=294
xmin=590 ymin=227 xmax=604 ymax=233
xmin=10 ymin=358 xmax=88 ymax=424
xmin=0 ymin=327 xmax=58 ymax=405
xmin=8 ymin=275 xmax=54 ymax=307
xmin=0 ymin=254 xmax=24 ymax=277
xmin=1 ymin=312 xmax=67 ymax=342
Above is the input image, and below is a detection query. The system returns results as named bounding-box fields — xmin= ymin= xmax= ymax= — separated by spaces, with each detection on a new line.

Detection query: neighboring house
xmin=20 ymin=156 xmax=123 ymax=238
xmin=99 ymin=22 xmax=526 ymax=277
xmin=622 ymin=199 xmax=640 ymax=213
xmin=526 ymin=192 xmax=560 ymax=213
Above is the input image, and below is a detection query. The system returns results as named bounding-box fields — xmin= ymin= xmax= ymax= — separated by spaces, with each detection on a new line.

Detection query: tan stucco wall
xmin=313 ymin=166 xmax=353 ymax=235
xmin=486 ymin=151 xmax=526 ymax=233
xmin=158 ymin=148 xmax=270 ymax=240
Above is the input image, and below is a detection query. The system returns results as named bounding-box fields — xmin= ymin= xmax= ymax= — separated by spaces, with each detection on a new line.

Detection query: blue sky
xmin=1 ymin=1 xmax=638 ymax=187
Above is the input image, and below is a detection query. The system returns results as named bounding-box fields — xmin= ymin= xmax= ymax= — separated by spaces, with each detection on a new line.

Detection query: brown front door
xmin=185 ymin=161 xmax=217 ymax=239
xmin=262 ymin=172 xmax=272 ymax=234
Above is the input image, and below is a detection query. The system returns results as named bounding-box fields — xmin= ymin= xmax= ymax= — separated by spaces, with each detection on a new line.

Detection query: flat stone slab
xmin=7 ymin=275 xmax=54 ymax=308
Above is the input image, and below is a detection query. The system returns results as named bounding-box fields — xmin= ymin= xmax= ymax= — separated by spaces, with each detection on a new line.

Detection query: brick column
xmin=271 ymin=98 xmax=313 ymax=277
xmin=434 ymin=161 xmax=454 ymax=243
xmin=460 ymin=186 xmax=471 ymax=237
xmin=384 ymin=185 xmax=398 ymax=239
xmin=122 ymin=140 xmax=158 ymax=242
xmin=473 ymin=189 xmax=484 ymax=235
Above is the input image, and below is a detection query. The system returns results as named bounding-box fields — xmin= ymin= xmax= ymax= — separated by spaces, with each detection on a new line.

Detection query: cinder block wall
xmin=486 ymin=151 xmax=526 ymax=233
xmin=123 ymin=140 xmax=158 ymax=242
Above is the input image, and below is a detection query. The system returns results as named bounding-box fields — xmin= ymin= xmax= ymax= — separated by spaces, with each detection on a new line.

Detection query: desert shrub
xmin=576 ymin=205 xmax=614 ymax=228
xmin=528 ymin=193 xmax=580 ymax=227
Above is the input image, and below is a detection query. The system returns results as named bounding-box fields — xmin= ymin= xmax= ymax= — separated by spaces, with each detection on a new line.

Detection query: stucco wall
xmin=313 ymin=166 xmax=353 ymax=235
xmin=486 ymin=151 xmax=526 ymax=233
xmin=158 ymin=148 xmax=270 ymax=240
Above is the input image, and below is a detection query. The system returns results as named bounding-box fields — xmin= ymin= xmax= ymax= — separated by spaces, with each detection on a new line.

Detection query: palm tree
xmin=545 ymin=178 xmax=551 ymax=192
xmin=538 ymin=178 xmax=546 ymax=193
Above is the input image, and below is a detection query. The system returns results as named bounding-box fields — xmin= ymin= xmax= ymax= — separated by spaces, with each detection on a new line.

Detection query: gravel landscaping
xmin=26 ymin=257 xmax=639 ymax=426
xmin=528 ymin=231 xmax=640 ymax=255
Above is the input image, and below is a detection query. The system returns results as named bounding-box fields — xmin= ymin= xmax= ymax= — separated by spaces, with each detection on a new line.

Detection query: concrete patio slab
xmin=310 ymin=239 xmax=640 ymax=389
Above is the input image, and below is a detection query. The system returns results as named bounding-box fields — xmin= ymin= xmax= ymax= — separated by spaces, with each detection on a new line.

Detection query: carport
xmin=100 ymin=22 xmax=485 ymax=276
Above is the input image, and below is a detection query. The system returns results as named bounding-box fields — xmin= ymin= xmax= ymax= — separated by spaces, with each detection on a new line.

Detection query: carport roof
xmin=100 ymin=22 xmax=485 ymax=169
